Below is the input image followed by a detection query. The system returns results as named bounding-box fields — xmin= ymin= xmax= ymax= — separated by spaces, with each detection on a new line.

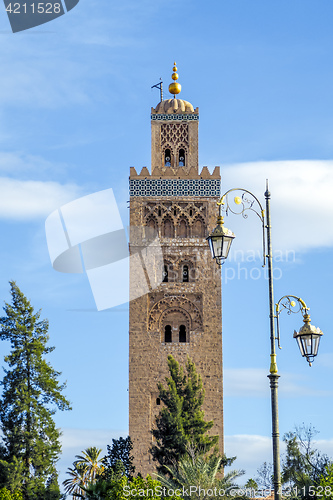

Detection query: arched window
xmin=162 ymin=218 xmax=174 ymax=238
xmin=179 ymin=325 xmax=186 ymax=343
xmin=165 ymin=325 xmax=172 ymax=343
xmin=178 ymin=218 xmax=188 ymax=238
xmin=179 ymin=149 xmax=185 ymax=166
xmin=162 ymin=265 xmax=168 ymax=283
xmin=182 ymin=265 xmax=189 ymax=282
xmin=156 ymin=398 xmax=161 ymax=405
xmin=165 ymin=149 xmax=171 ymax=167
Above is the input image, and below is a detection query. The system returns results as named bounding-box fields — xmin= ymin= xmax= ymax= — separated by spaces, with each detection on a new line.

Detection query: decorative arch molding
xmin=161 ymin=216 xmax=175 ymax=238
xmin=148 ymin=295 xmax=202 ymax=333
xmin=177 ymin=216 xmax=189 ymax=238
xmin=191 ymin=216 xmax=206 ymax=238
xmin=145 ymin=215 xmax=158 ymax=239
xmin=143 ymin=202 xmax=208 ymax=230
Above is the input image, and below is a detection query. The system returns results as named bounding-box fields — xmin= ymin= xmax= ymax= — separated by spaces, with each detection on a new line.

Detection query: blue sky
xmin=0 ymin=0 xmax=333 ymax=489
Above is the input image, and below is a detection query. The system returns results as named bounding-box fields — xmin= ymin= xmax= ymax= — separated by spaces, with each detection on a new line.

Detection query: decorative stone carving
xmin=148 ymin=294 xmax=203 ymax=333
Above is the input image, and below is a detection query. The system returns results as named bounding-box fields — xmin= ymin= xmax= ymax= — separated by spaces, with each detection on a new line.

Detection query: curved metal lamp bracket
xmin=217 ymin=188 xmax=266 ymax=266
xmin=275 ymin=295 xmax=309 ymax=349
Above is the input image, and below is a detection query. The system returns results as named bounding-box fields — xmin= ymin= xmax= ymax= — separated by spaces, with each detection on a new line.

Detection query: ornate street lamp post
xmin=207 ymin=181 xmax=323 ymax=500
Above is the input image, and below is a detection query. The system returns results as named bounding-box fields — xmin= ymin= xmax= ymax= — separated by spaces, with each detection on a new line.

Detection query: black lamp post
xmin=207 ymin=181 xmax=323 ymax=500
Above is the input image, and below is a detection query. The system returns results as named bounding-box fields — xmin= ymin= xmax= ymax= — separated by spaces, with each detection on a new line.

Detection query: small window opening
xmin=162 ymin=265 xmax=168 ymax=283
xmin=156 ymin=398 xmax=161 ymax=405
xmin=158 ymin=209 xmax=162 ymax=216
xmin=189 ymin=209 xmax=192 ymax=216
xmin=174 ymin=209 xmax=177 ymax=216
xmin=165 ymin=325 xmax=172 ymax=343
xmin=165 ymin=149 xmax=171 ymax=167
xmin=183 ymin=265 xmax=189 ymax=282
xmin=179 ymin=149 xmax=185 ymax=167
xmin=179 ymin=325 xmax=186 ymax=343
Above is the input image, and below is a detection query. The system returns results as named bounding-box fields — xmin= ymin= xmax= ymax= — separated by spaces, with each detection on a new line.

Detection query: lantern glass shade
xmin=207 ymin=226 xmax=235 ymax=265
xmin=294 ymin=325 xmax=323 ymax=366
xmin=207 ymin=234 xmax=231 ymax=264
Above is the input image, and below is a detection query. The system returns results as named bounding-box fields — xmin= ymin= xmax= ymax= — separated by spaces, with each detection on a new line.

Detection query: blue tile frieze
xmin=129 ymin=178 xmax=220 ymax=197
xmin=151 ymin=114 xmax=199 ymax=121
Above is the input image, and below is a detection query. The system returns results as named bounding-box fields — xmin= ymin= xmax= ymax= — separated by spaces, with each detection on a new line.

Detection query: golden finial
xmin=169 ymin=61 xmax=181 ymax=97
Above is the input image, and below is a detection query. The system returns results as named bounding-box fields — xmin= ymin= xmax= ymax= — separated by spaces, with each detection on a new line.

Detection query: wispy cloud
xmin=0 ymin=177 xmax=82 ymax=219
xmin=218 ymin=160 xmax=333 ymax=254
xmin=225 ymin=434 xmax=282 ymax=483
xmin=0 ymin=151 xmax=65 ymax=177
xmin=224 ymin=368 xmax=332 ymax=398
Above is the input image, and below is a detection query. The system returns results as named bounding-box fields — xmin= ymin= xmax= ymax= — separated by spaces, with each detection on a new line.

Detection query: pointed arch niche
xmin=162 ymin=217 xmax=175 ymax=238
xmin=145 ymin=216 xmax=158 ymax=239
xmin=191 ymin=217 xmax=205 ymax=238
xmin=178 ymin=217 xmax=189 ymax=238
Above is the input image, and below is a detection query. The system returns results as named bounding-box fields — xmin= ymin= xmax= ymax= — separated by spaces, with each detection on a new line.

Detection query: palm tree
xmin=63 ymin=447 xmax=104 ymax=498
xmin=73 ymin=447 xmax=104 ymax=485
xmin=156 ymin=449 xmax=244 ymax=500
xmin=63 ymin=464 xmax=86 ymax=498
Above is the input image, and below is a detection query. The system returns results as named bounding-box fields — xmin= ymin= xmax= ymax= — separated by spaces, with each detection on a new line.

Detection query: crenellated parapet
xmin=130 ymin=165 xmax=220 ymax=179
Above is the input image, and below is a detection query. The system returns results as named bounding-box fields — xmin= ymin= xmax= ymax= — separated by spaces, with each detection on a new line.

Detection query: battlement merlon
xmin=129 ymin=165 xmax=220 ymax=180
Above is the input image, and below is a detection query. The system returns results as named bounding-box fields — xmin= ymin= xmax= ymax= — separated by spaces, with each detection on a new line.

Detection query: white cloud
xmin=60 ymin=427 xmax=126 ymax=451
xmin=225 ymin=434 xmax=333 ymax=485
xmin=315 ymin=438 xmax=333 ymax=458
xmin=224 ymin=368 xmax=332 ymax=398
xmin=224 ymin=434 xmax=273 ymax=482
xmin=0 ymin=151 xmax=59 ymax=176
xmin=0 ymin=177 xmax=82 ymax=219
xmin=218 ymin=160 xmax=333 ymax=254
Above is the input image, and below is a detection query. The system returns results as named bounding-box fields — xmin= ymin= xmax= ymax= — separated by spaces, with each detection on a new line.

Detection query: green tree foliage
xmin=0 ymin=281 xmax=71 ymax=499
xmin=318 ymin=463 xmax=333 ymax=499
xmin=244 ymin=479 xmax=258 ymax=491
xmin=84 ymin=474 xmax=176 ymax=500
xmin=156 ymin=449 xmax=244 ymax=500
xmin=103 ymin=437 xmax=135 ymax=480
xmin=281 ymin=425 xmax=330 ymax=499
xmin=151 ymin=355 xmax=219 ymax=471
xmin=0 ymin=456 xmax=24 ymax=492
xmin=0 ymin=488 xmax=23 ymax=500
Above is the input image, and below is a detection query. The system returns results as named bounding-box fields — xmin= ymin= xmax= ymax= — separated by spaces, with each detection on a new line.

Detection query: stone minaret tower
xmin=129 ymin=63 xmax=223 ymax=476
